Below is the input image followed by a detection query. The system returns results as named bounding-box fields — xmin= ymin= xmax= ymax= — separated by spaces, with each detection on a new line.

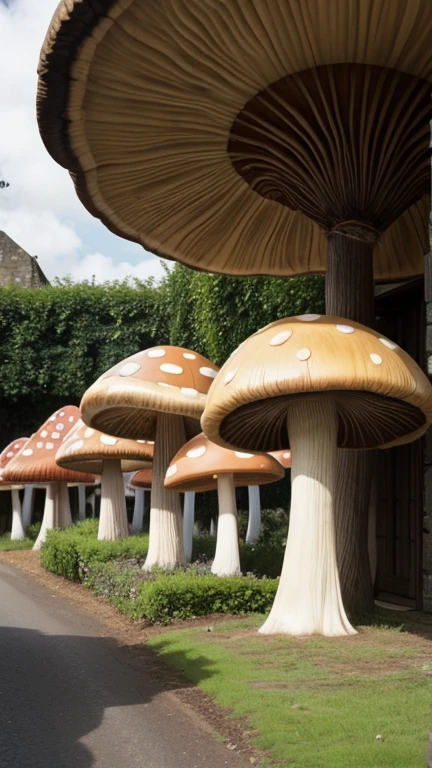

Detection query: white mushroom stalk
xmin=22 ymin=485 xmax=35 ymax=530
xmin=33 ymin=482 xmax=72 ymax=550
xmin=98 ymin=460 xmax=129 ymax=541
xmin=260 ymin=398 xmax=356 ymax=637
xmin=144 ymin=413 xmax=186 ymax=570
xmin=78 ymin=485 xmax=86 ymax=521
xmin=131 ymin=488 xmax=145 ymax=532
xmin=183 ymin=491 xmax=195 ymax=562
xmin=212 ymin=474 xmax=241 ymax=577
xmin=246 ymin=485 xmax=261 ymax=544
xmin=10 ymin=489 xmax=25 ymax=541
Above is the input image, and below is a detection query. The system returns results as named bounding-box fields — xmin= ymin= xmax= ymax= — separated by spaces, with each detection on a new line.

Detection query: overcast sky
xmin=0 ymin=0 xmax=169 ymax=283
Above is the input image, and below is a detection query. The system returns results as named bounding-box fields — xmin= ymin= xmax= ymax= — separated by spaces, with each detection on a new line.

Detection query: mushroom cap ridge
xmin=201 ymin=315 xmax=432 ymax=452
xmin=56 ymin=419 xmax=153 ymax=475
xmin=164 ymin=433 xmax=284 ymax=493
xmin=81 ymin=346 xmax=219 ymax=440
xmin=3 ymin=406 xmax=96 ymax=484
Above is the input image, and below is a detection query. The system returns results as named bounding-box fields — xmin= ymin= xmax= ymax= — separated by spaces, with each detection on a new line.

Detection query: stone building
xmin=0 ymin=231 xmax=49 ymax=288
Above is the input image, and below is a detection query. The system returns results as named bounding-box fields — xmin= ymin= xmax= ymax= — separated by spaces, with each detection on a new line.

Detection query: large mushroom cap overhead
xmin=201 ymin=315 xmax=432 ymax=453
xmin=37 ymin=1 xmax=432 ymax=281
xmin=3 ymin=406 xmax=96 ymax=485
xmin=56 ymin=418 xmax=153 ymax=474
xmin=80 ymin=346 xmax=219 ymax=439
xmin=164 ymin=433 xmax=284 ymax=493
xmin=0 ymin=437 xmax=29 ymax=490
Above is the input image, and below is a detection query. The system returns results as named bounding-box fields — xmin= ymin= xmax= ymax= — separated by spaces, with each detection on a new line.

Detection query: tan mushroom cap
xmin=129 ymin=468 xmax=153 ymax=491
xmin=56 ymin=419 xmax=153 ymax=475
xmin=269 ymin=450 xmax=292 ymax=470
xmin=201 ymin=315 xmax=432 ymax=453
xmin=80 ymin=346 xmax=219 ymax=440
xmin=3 ymin=406 xmax=96 ymax=485
xmin=0 ymin=437 xmax=29 ymax=490
xmin=164 ymin=433 xmax=284 ymax=493
xmin=37 ymin=1 xmax=432 ymax=281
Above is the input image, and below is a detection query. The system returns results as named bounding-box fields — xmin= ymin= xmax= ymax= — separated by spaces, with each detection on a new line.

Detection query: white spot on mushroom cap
xmin=56 ymin=423 xmax=65 ymax=431
xmin=52 ymin=432 xmax=60 ymax=440
xmin=166 ymin=464 xmax=177 ymax=478
xmin=46 ymin=443 xmax=54 ymax=450
xmin=36 ymin=442 xmax=43 ymax=449
xmin=119 ymin=362 xmax=141 ymax=376
xmin=49 ymin=415 xmax=56 ymax=422
xmin=379 ymin=337 xmax=398 ymax=350
xmin=296 ymin=348 xmax=311 ymax=361
xmin=6 ymin=451 xmax=14 ymax=458
xmin=183 ymin=352 xmax=196 ymax=360
xmin=200 ymin=367 xmax=217 ymax=378
xmin=224 ymin=370 xmax=237 ymax=385
xmin=84 ymin=428 xmax=95 ymax=438
xmin=22 ymin=448 xmax=33 ymax=456
xmin=71 ymin=440 xmax=84 ymax=451
xmin=100 ymin=435 xmax=118 ymax=446
xmin=336 ymin=324 xmax=355 ymax=334
xmin=40 ymin=430 xmax=48 ymax=438
xmin=235 ymin=452 xmax=254 ymax=459
xmin=160 ymin=363 xmax=184 ymax=375
xmin=297 ymin=314 xmax=321 ymax=322
xmin=186 ymin=445 xmax=206 ymax=459
xmin=370 ymin=353 xmax=383 ymax=365
xmin=147 ymin=441 xmax=154 ymax=445
xmin=14 ymin=444 xmax=20 ymax=450
xmin=181 ymin=387 xmax=199 ymax=398
xmin=283 ymin=452 xmax=291 ymax=459
xmin=148 ymin=349 xmax=166 ymax=358
xmin=270 ymin=330 xmax=292 ymax=346
xmin=68 ymin=416 xmax=74 ymax=423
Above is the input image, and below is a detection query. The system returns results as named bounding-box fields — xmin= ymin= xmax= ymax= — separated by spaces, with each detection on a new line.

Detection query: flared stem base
xmin=144 ymin=413 xmax=186 ymax=570
xmin=212 ymin=474 xmax=241 ymax=577
xmin=260 ymin=398 xmax=356 ymax=637
xmin=98 ymin=460 xmax=129 ymax=541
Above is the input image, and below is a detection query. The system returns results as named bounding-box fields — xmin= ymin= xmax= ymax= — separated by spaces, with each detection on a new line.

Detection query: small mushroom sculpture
xmin=0 ymin=437 xmax=29 ymax=541
xmin=201 ymin=315 xmax=432 ymax=636
xmin=165 ymin=433 xmax=284 ymax=576
xmin=56 ymin=420 xmax=153 ymax=540
xmin=80 ymin=346 xmax=219 ymax=569
xmin=3 ymin=406 xmax=95 ymax=550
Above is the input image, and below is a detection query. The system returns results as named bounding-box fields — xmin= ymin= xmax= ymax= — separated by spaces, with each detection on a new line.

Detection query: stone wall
xmin=0 ymin=231 xmax=49 ymax=288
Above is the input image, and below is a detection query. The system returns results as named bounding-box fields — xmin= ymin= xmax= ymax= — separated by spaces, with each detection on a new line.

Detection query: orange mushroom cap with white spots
xmin=270 ymin=450 xmax=292 ymax=470
xmin=55 ymin=419 xmax=153 ymax=475
xmin=0 ymin=437 xmax=29 ymax=490
xmin=80 ymin=346 xmax=219 ymax=440
xmin=129 ymin=468 xmax=153 ymax=491
xmin=3 ymin=406 xmax=96 ymax=485
xmin=164 ymin=433 xmax=284 ymax=493
xmin=201 ymin=315 xmax=432 ymax=453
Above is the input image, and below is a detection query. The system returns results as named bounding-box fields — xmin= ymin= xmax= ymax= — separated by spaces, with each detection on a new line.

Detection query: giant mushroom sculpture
xmin=80 ymin=346 xmax=219 ymax=569
xmin=56 ymin=420 xmax=153 ymax=540
xmin=36 ymin=0 xmax=432 ymax=613
xmin=201 ymin=315 xmax=432 ymax=635
xmin=0 ymin=437 xmax=29 ymax=541
xmin=3 ymin=406 xmax=95 ymax=550
xmin=165 ymin=433 xmax=284 ymax=576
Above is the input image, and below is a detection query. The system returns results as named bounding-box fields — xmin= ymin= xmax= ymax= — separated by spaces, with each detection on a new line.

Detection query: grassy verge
xmin=0 ymin=535 xmax=34 ymax=551
xmin=148 ymin=612 xmax=432 ymax=768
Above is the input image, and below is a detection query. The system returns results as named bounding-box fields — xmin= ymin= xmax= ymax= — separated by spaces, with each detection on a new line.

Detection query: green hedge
xmin=192 ymin=535 xmax=285 ymax=579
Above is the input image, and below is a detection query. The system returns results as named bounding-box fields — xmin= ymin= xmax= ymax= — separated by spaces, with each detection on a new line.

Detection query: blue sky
xmin=0 ymin=0 xmax=168 ymax=282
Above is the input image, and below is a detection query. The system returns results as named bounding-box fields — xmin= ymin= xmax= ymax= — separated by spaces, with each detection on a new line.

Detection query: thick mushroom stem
xmin=22 ymin=485 xmax=34 ymax=530
xmin=183 ymin=491 xmax=195 ymax=562
xmin=10 ymin=490 xmax=25 ymax=541
xmin=246 ymin=486 xmax=261 ymax=544
xmin=33 ymin=482 xmax=72 ymax=550
xmin=326 ymin=234 xmax=375 ymax=615
xmin=260 ymin=397 xmax=356 ymax=637
xmin=144 ymin=413 xmax=186 ymax=570
xmin=212 ymin=474 xmax=241 ymax=577
xmin=98 ymin=460 xmax=129 ymax=541
xmin=131 ymin=489 xmax=145 ymax=532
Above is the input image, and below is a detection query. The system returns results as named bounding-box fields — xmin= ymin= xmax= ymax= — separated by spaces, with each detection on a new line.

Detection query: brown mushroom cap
xmin=201 ymin=315 xmax=432 ymax=453
xmin=56 ymin=419 xmax=153 ymax=474
xmin=3 ymin=406 xmax=96 ymax=484
xmin=0 ymin=437 xmax=29 ymax=490
xmin=269 ymin=450 xmax=292 ymax=470
xmin=129 ymin=468 xmax=153 ymax=491
xmin=164 ymin=433 xmax=284 ymax=493
xmin=37 ymin=1 xmax=431 ymax=281
xmin=80 ymin=346 xmax=219 ymax=439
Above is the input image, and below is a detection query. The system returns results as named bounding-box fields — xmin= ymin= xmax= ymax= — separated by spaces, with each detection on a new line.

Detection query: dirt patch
xmin=0 ymin=550 xmax=263 ymax=765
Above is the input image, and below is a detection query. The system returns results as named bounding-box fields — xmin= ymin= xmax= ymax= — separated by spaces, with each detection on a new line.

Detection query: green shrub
xmin=0 ymin=533 xmax=34 ymax=551
xmin=26 ymin=521 xmax=42 ymax=541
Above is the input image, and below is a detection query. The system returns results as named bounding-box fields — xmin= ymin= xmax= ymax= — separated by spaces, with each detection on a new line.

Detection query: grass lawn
xmin=148 ymin=612 xmax=432 ymax=767
xmin=0 ymin=534 xmax=34 ymax=551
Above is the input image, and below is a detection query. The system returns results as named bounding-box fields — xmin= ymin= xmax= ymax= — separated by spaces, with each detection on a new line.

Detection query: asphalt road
xmin=0 ymin=563 xmax=250 ymax=768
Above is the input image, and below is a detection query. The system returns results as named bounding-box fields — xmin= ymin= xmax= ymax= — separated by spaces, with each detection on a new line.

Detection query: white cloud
xmin=0 ymin=0 xmax=166 ymax=284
